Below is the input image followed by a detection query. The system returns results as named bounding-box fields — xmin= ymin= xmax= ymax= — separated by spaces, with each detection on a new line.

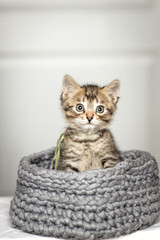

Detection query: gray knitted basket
xmin=10 ymin=148 xmax=160 ymax=240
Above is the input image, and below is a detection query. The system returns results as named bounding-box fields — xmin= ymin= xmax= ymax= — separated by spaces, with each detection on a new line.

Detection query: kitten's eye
xmin=96 ymin=105 xmax=104 ymax=114
xmin=76 ymin=104 xmax=84 ymax=112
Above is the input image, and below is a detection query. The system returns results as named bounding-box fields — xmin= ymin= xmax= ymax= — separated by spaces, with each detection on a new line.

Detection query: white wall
xmin=0 ymin=0 xmax=160 ymax=196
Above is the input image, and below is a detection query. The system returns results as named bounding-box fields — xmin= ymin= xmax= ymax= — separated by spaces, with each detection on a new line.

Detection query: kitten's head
xmin=61 ymin=75 xmax=120 ymax=130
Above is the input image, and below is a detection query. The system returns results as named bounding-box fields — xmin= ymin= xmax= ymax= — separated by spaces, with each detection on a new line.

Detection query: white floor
xmin=0 ymin=197 xmax=160 ymax=240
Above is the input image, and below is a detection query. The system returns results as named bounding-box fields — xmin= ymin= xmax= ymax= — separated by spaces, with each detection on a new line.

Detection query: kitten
xmin=57 ymin=75 xmax=120 ymax=172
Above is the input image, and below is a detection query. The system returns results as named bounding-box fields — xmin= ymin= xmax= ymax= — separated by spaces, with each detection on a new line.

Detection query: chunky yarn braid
xmin=10 ymin=148 xmax=160 ymax=240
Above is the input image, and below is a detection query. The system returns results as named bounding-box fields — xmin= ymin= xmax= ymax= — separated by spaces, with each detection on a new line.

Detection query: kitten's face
xmin=61 ymin=75 xmax=120 ymax=130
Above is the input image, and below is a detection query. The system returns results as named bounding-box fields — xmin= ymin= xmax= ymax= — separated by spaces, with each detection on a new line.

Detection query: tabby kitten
xmin=58 ymin=75 xmax=120 ymax=172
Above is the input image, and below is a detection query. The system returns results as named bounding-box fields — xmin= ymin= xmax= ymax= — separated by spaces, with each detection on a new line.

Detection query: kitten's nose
xmin=86 ymin=113 xmax=94 ymax=123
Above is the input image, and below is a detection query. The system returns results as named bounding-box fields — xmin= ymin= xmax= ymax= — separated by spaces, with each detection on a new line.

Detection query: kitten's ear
xmin=102 ymin=80 xmax=120 ymax=103
xmin=62 ymin=75 xmax=80 ymax=99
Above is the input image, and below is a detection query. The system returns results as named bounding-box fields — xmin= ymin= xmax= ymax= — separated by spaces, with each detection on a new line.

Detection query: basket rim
xmin=19 ymin=148 xmax=156 ymax=179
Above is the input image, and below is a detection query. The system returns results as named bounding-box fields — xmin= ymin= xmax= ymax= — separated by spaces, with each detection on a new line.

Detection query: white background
xmin=0 ymin=0 xmax=160 ymax=196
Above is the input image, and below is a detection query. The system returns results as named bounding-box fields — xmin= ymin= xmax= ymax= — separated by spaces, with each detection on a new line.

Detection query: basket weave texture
xmin=10 ymin=148 xmax=160 ymax=240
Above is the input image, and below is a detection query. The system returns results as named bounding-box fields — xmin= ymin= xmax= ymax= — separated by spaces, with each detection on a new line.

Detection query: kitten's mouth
xmin=86 ymin=122 xmax=95 ymax=127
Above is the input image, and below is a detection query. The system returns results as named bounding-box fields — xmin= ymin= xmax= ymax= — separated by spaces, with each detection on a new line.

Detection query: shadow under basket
xmin=10 ymin=148 xmax=160 ymax=240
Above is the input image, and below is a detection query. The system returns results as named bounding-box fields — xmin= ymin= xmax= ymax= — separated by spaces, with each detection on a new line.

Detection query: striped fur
xmin=58 ymin=75 xmax=120 ymax=172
